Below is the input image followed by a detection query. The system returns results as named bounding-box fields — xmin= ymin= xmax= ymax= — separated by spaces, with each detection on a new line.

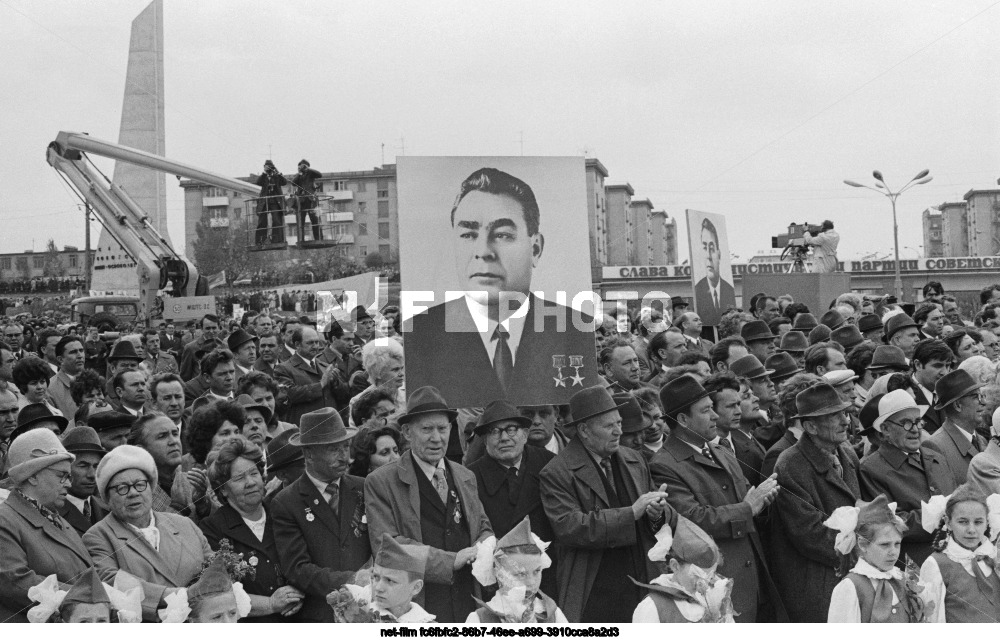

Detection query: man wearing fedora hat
xmin=650 ymin=374 xmax=783 ymax=622
xmin=271 ymin=407 xmax=371 ymax=622
xmin=101 ymin=339 xmax=141 ymax=405
xmin=924 ymin=369 xmax=988 ymax=486
xmin=741 ymin=320 xmax=777 ymax=364
xmin=858 ymin=313 xmax=884 ymax=343
xmin=777 ymin=330 xmax=808 ymax=368
xmin=905 ymin=339 xmax=954 ymax=435
xmin=858 ymin=390 xmax=956 ymax=565
xmin=772 ymin=382 xmax=863 ymax=622
xmin=539 ymin=385 xmax=676 ymax=623
xmin=365 ymin=386 xmax=492 ymax=622
xmin=884 ymin=312 xmax=922 ymax=361
xmin=466 ymin=400 xmax=557 ymax=599
xmin=227 ymin=328 xmax=259 ymax=390
xmin=58 ymin=425 xmax=108 ymax=535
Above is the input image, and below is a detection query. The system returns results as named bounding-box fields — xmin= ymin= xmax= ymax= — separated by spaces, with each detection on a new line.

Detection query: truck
xmin=46 ymin=131 xmax=261 ymax=329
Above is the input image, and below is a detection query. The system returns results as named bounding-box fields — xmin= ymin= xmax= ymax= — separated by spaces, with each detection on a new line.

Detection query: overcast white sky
xmin=2 ymin=0 xmax=998 ymax=264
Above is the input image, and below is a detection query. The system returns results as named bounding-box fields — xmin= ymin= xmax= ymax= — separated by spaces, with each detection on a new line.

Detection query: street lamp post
xmin=844 ymin=170 xmax=932 ymax=302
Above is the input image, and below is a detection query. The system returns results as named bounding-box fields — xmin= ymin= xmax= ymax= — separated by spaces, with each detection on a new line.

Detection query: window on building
xmin=377 ymin=189 xmax=389 ymax=198
xmin=328 ymin=180 xmax=347 ymax=191
xmin=378 ymin=222 xmax=390 ymax=239
xmin=69 ymin=255 xmax=78 ymax=268
xmin=360 ymin=245 xmax=368 ymax=257
xmin=357 ymin=201 xmax=367 ymax=214
xmin=32 ymin=256 xmax=44 ymax=269
xmin=378 ymin=201 xmax=389 ymax=217
xmin=358 ymin=223 xmax=368 ymax=236
xmin=0 ymin=258 xmax=10 ymax=270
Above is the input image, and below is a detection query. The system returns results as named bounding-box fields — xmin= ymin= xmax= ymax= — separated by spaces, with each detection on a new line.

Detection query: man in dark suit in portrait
xmin=58 ymin=426 xmax=108 ymax=535
xmin=466 ymin=400 xmax=557 ymax=598
xmin=693 ymin=217 xmax=736 ymax=326
xmin=407 ymin=167 xmax=599 ymax=408
xmin=271 ymin=408 xmax=370 ymax=622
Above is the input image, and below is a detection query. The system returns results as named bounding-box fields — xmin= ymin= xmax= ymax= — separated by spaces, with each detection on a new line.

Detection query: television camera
xmin=771 ymin=222 xmax=824 ymax=272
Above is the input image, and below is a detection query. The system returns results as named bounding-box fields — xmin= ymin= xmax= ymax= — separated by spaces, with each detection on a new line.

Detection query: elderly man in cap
xmin=270 ymin=407 xmax=370 ymax=622
xmin=777 ymin=330 xmax=808 ymax=368
xmin=102 ymin=339 xmax=141 ymax=405
xmin=365 ymin=387 xmax=492 ymax=622
xmin=540 ymin=385 xmax=676 ymax=623
xmin=885 ymin=313 xmax=922 ymax=360
xmin=858 ymin=390 xmax=956 ymax=565
xmin=858 ymin=313 xmax=884 ymax=343
xmin=87 ymin=410 xmax=133 ymax=452
xmin=0 ymin=429 xmax=94 ymax=622
xmin=770 ymin=382 xmax=862 ymax=622
xmin=466 ymin=400 xmax=557 ymax=598
xmin=58 ymin=426 xmax=108 ymax=534
xmin=924 ymin=369 xmax=988 ymax=486
xmin=649 ymin=375 xmax=783 ymax=622
xmin=615 ymin=393 xmax=657 ymax=457
xmin=741 ymin=320 xmax=777 ymax=364
xmin=904 ymin=338 xmax=953 ymax=434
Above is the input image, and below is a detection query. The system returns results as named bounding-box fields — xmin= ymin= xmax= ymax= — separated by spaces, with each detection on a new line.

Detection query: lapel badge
xmin=552 ymin=355 xmax=567 ymax=387
xmin=569 ymin=355 xmax=585 ymax=386
xmin=249 ymin=555 xmax=259 ymax=567
xmin=305 ymin=507 xmax=315 ymax=522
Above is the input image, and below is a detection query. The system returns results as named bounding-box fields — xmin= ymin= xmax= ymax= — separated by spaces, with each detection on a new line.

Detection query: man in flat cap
xmin=540 ymin=385 xmax=676 ymax=623
xmin=58 ymin=426 xmax=108 ymax=534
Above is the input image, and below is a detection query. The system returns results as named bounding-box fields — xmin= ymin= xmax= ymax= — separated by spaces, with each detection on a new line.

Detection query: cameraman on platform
xmin=803 ymin=219 xmax=839 ymax=273
xmin=254 ymin=160 xmax=287 ymax=244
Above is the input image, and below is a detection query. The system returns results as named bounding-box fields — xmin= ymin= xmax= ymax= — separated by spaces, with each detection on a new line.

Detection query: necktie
xmin=870 ymin=579 xmax=896 ymax=622
xmin=493 ymin=326 xmax=514 ymax=391
xmin=83 ymin=499 xmax=92 ymax=522
xmin=713 ymin=290 xmax=719 ymax=310
xmin=600 ymin=457 xmax=617 ymax=496
xmin=719 ymin=437 xmax=734 ymax=453
xmin=973 ymin=435 xmax=984 ymax=454
xmin=433 ymin=467 xmax=448 ymax=504
xmin=326 ymin=482 xmax=340 ymax=516
xmin=830 ymin=453 xmax=843 ymax=479
xmin=506 ymin=465 xmax=520 ymax=506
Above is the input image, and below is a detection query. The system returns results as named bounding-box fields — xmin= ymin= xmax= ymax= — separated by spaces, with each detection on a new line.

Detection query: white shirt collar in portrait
xmin=464 ymin=294 xmax=530 ymax=368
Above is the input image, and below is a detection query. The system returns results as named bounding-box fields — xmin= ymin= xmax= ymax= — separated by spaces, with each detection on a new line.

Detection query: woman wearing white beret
xmin=0 ymin=428 xmax=94 ymax=622
xmin=83 ymin=444 xmax=212 ymax=622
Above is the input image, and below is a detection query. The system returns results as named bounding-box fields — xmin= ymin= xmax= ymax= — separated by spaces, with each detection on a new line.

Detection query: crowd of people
xmin=5 ymin=280 xmax=1000 ymax=623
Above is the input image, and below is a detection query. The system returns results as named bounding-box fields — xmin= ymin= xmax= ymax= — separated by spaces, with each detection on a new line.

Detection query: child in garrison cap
xmin=26 ymin=567 xmax=142 ymax=623
xmin=825 ymin=494 xmax=931 ymax=622
xmin=632 ymin=516 xmax=735 ymax=623
xmin=327 ymin=534 xmax=436 ymax=623
xmin=467 ymin=516 xmax=567 ymax=623
xmin=158 ymin=555 xmax=252 ymax=623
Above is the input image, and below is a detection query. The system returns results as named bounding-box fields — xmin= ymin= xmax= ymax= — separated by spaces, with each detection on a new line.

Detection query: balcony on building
xmin=203 ymin=196 xmax=230 ymax=207
xmin=328 ymin=190 xmax=354 ymax=202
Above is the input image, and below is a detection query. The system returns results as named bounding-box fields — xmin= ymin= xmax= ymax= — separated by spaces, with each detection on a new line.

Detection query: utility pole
xmin=84 ymin=203 xmax=92 ymax=292
xmin=381 ymin=142 xmax=385 ymax=166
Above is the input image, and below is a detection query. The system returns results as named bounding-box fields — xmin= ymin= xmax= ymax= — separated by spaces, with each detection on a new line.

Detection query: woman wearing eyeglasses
xmin=857 ymin=390 xmax=957 ymax=566
xmin=0 ymin=429 xmax=94 ymax=622
xmin=83 ymin=444 xmax=212 ymax=621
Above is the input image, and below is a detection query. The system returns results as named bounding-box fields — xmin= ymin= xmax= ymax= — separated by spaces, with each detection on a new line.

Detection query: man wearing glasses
xmin=858 ymin=389 xmax=956 ymax=565
xmin=3 ymin=324 xmax=27 ymax=361
xmin=925 ymin=369 xmax=989 ymax=487
xmin=466 ymin=400 xmax=558 ymax=598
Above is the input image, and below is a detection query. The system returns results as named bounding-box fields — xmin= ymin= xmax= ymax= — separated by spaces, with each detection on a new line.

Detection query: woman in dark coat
xmin=200 ymin=436 xmax=304 ymax=622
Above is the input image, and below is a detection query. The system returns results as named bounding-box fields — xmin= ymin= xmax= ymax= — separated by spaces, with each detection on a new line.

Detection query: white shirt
xmin=413 ymin=454 xmax=446 ymax=484
xmin=241 ymin=512 xmax=267 ymax=541
xmin=913 ymin=377 xmax=934 ymax=407
xmin=305 ymin=471 xmax=340 ymax=505
xmin=464 ymin=295 xmax=530 ymax=368
xmin=827 ymin=559 xmax=902 ymax=623
xmin=65 ymin=493 xmax=89 ymax=515
xmin=127 ymin=512 xmax=160 ymax=552
xmin=121 ymin=404 xmax=143 ymax=417
xmin=919 ymin=536 xmax=996 ymax=622
xmin=543 ymin=435 xmax=562 ymax=456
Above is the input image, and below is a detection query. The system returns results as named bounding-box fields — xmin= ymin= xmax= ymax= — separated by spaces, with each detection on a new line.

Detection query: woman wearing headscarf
xmin=0 ymin=429 xmax=94 ymax=622
xmin=199 ymin=437 xmax=304 ymax=622
xmin=83 ymin=444 xmax=212 ymax=621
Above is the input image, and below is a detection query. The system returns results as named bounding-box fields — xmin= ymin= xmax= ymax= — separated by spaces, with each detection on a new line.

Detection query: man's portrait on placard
xmin=688 ymin=209 xmax=737 ymax=327
xmin=398 ymin=157 xmax=598 ymax=408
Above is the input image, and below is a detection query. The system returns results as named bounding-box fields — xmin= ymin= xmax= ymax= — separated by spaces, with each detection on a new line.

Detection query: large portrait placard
xmin=686 ymin=209 xmax=737 ymax=326
xmin=398 ymin=156 xmax=598 ymax=408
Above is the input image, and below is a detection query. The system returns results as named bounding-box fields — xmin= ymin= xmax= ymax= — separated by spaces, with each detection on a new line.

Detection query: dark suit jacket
xmin=406 ymin=294 xmax=599 ymax=407
xmin=200 ymin=504 xmax=291 ymax=622
xmin=253 ymin=356 xmax=277 ymax=379
xmin=539 ymin=437 xmax=678 ymax=623
xmin=273 ymin=354 xmax=330 ymax=426
xmin=649 ymin=436 xmax=785 ymax=622
xmin=365 ymin=453 xmax=492 ymax=586
xmin=859 ymin=442 xmax=956 ymax=565
xmin=0 ymin=492 xmax=95 ymax=622
xmin=693 ymin=277 xmax=736 ymax=326
xmin=270 ymin=474 xmax=371 ymax=622
xmin=762 ymin=430 xmax=798 ymax=479
xmin=771 ymin=434 xmax=861 ymax=622
xmin=467 ymin=445 xmax=556 ymax=596
xmin=180 ymin=337 xmax=225 ymax=381
xmin=924 ymin=420 xmax=986 ymax=487
xmin=84 ymin=510 xmax=212 ymax=621
xmin=731 ymin=428 xmax=767 ymax=487
xmin=58 ymin=496 xmax=107 ymax=536
xmin=182 ymin=375 xmax=209 ymax=408
xmin=909 ymin=380 xmax=944 ymax=433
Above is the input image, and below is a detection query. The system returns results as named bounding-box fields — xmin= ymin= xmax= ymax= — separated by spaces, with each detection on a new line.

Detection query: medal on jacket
xmin=552 ymin=356 xmax=567 ymax=387
xmin=305 ymin=507 xmax=315 ymax=522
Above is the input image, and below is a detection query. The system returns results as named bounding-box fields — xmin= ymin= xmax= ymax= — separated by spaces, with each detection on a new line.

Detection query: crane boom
xmin=46 ymin=131 xmax=261 ymax=325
